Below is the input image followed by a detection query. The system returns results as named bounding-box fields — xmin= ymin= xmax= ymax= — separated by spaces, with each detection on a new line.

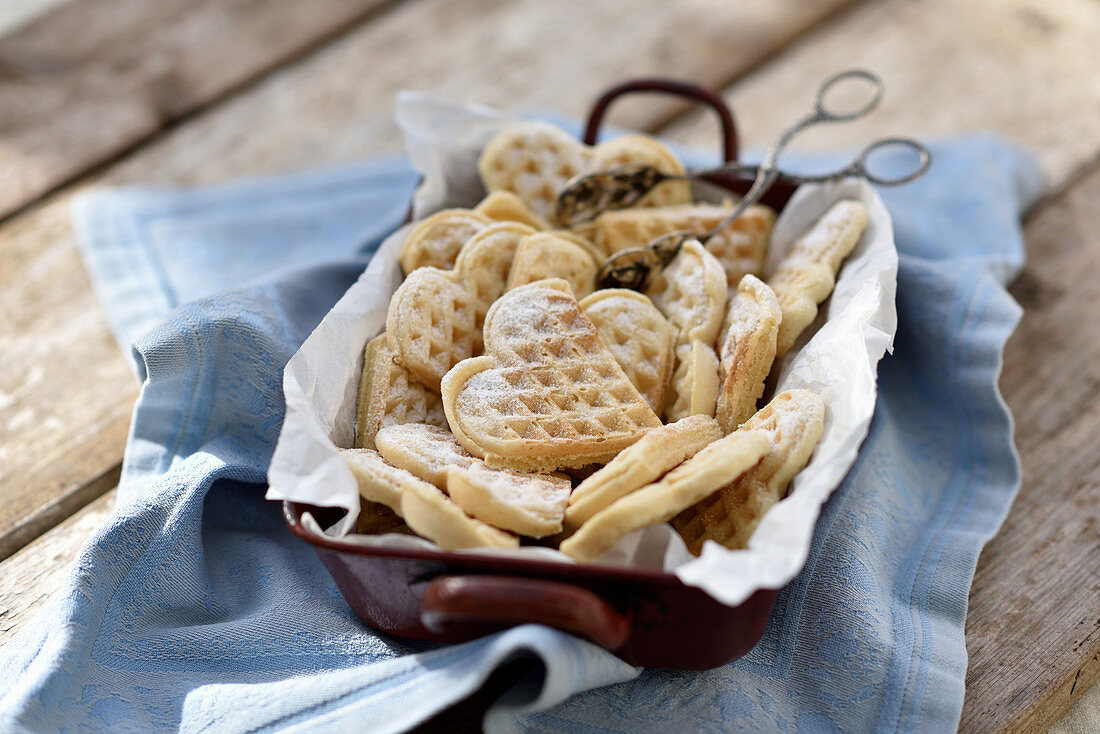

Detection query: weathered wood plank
xmin=659 ymin=1 xmax=1100 ymax=727
xmin=0 ymin=0 xmax=397 ymax=220
xmin=0 ymin=0 xmax=859 ymax=560
xmin=0 ymin=490 xmax=115 ymax=647
xmin=663 ymin=0 xmax=1100 ymax=194
xmin=965 ymin=164 xmax=1100 ymax=734
xmin=94 ymin=0 xmax=860 ymax=186
xmin=655 ymin=0 xmax=1100 ymax=729
xmin=0 ymin=206 xmax=133 ymax=562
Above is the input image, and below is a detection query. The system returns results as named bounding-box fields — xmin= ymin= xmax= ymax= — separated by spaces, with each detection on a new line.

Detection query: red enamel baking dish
xmin=284 ymin=80 xmax=801 ymax=670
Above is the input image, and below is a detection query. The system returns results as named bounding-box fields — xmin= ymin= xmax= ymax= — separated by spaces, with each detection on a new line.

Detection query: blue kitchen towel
xmin=0 ymin=135 xmax=1041 ymax=733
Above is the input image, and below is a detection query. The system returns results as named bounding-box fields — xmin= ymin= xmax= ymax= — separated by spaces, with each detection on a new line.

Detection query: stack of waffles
xmin=340 ymin=121 xmax=869 ymax=563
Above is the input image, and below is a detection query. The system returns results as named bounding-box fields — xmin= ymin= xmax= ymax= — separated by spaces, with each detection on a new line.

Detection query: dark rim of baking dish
xmin=285 ymin=500 xmax=690 ymax=584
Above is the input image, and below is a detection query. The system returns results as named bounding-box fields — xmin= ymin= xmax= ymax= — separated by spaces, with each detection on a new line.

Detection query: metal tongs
xmin=554 ymin=70 xmax=932 ymax=291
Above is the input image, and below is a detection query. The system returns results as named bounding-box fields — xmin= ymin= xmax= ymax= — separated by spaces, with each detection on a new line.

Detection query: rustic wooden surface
xmin=0 ymin=204 xmax=133 ymax=563
xmin=0 ymin=491 xmax=115 ymax=646
xmin=0 ymin=0 xmax=856 ymax=562
xmin=968 ymin=165 xmax=1100 ymax=734
xmin=0 ymin=0 xmax=396 ymax=220
xmin=1 ymin=0 xmax=1098 ymax=731
xmin=666 ymin=1 xmax=1100 ymax=728
xmin=665 ymin=0 xmax=1100 ymax=190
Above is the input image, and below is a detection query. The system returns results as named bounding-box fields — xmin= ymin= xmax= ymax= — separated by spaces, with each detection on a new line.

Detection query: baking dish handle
xmin=583 ymin=78 xmax=739 ymax=163
xmin=421 ymin=575 xmax=630 ymax=650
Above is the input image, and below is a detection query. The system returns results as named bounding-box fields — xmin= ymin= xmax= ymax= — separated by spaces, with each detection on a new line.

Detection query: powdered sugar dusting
xmin=376 ymin=423 xmax=475 ymax=485
xmin=461 ymin=463 xmax=571 ymax=521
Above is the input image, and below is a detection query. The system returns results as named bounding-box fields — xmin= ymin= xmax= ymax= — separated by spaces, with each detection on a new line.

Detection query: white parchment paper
xmin=267 ymin=92 xmax=898 ymax=607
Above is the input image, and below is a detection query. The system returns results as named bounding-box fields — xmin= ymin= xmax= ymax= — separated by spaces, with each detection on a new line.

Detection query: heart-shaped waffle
xmin=478 ymin=121 xmax=691 ymax=223
xmin=441 ymin=279 xmax=661 ymax=473
xmin=561 ymin=428 xmax=769 ymax=563
xmin=645 ymin=240 xmax=726 ymax=422
xmin=474 ymin=190 xmax=552 ymax=231
xmin=387 ymin=222 xmax=535 ymax=391
xmin=454 ymin=222 xmax=538 ymax=323
xmin=355 ymin=333 xmax=446 ymax=449
xmin=769 ymin=200 xmax=867 ymax=356
xmin=579 ymin=289 xmax=674 ymax=414
xmin=375 ymin=422 xmax=475 ymax=488
xmin=665 ymin=340 xmax=719 ymax=422
xmin=375 ymin=422 xmax=572 ymax=537
xmin=646 ymin=239 xmax=727 ymax=349
xmin=566 ymin=415 xmax=722 ymax=529
xmin=340 ymin=447 xmax=518 ymax=550
xmin=398 ymin=208 xmax=493 ymax=274
xmin=716 ymin=275 xmax=781 ymax=433
xmin=672 ymin=389 xmax=825 ymax=554
xmin=445 ymin=463 xmax=570 ymax=538
xmin=594 ymin=204 xmax=776 ymax=290
xmin=387 ymin=267 xmax=481 ymax=392
xmin=506 ymin=232 xmax=599 ymax=299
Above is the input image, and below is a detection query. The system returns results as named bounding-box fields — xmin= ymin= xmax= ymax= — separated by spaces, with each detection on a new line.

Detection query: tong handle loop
xmin=812 ymin=69 xmax=884 ymax=123
xmin=583 ymin=78 xmax=739 ymax=163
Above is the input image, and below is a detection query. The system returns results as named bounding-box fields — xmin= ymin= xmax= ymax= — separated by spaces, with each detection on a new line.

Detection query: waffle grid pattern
xmin=450 ymin=283 xmax=660 ymax=465
xmin=356 ymin=336 xmax=445 ymax=448
xmin=388 ymin=268 xmax=481 ymax=389
xmin=582 ymin=293 xmax=672 ymax=413
xmin=673 ymin=391 xmax=824 ymax=553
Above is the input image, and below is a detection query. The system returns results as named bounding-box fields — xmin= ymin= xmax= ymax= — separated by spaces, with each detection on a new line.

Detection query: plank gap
xmin=0 ymin=461 xmax=121 ymax=563
xmin=0 ymin=490 xmax=117 ymax=648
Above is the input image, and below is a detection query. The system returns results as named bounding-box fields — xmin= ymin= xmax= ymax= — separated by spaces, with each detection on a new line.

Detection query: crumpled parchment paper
xmin=267 ymin=92 xmax=898 ymax=607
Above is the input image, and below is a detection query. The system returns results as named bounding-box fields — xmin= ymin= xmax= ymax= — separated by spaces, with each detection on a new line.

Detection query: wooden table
xmin=1 ymin=1 xmax=1097 ymax=731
